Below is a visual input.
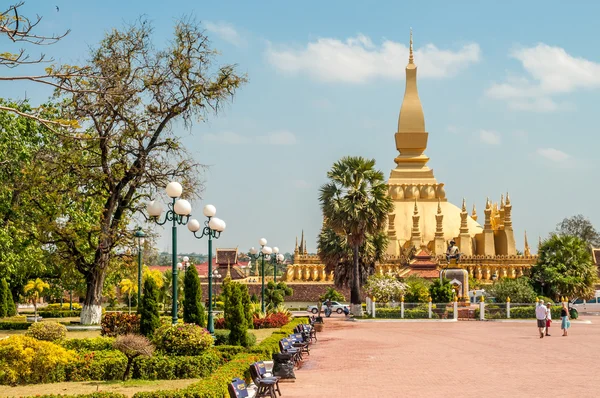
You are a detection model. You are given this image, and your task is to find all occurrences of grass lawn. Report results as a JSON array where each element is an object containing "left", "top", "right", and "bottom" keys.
[
  {"left": 248, "top": 327, "right": 277, "bottom": 343},
  {"left": 0, "top": 378, "right": 200, "bottom": 398}
]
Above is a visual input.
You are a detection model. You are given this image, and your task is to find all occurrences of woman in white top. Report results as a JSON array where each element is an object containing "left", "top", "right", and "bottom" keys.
[{"left": 545, "top": 303, "right": 552, "bottom": 336}]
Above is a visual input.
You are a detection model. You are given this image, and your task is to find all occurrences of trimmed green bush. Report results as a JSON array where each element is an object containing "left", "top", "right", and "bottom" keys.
[
  {"left": 371, "top": 307, "right": 439, "bottom": 319},
  {"left": 183, "top": 263, "right": 206, "bottom": 327},
  {"left": 46, "top": 303, "right": 83, "bottom": 311},
  {"left": 240, "top": 283, "right": 253, "bottom": 330},
  {"left": 133, "top": 353, "right": 260, "bottom": 398},
  {"left": 139, "top": 278, "right": 160, "bottom": 337},
  {"left": 61, "top": 337, "right": 116, "bottom": 352},
  {"left": 0, "top": 335, "right": 76, "bottom": 385},
  {"left": 223, "top": 282, "right": 249, "bottom": 347},
  {"left": 214, "top": 345, "right": 246, "bottom": 361},
  {"left": 132, "top": 350, "right": 221, "bottom": 380},
  {"left": 25, "top": 321, "right": 67, "bottom": 341},
  {"left": 68, "top": 350, "right": 127, "bottom": 382},
  {"left": 0, "top": 321, "right": 29, "bottom": 330},
  {"left": 37, "top": 310, "right": 82, "bottom": 318},
  {"left": 153, "top": 323, "right": 213, "bottom": 356},
  {"left": 23, "top": 394, "right": 126, "bottom": 398},
  {"left": 3, "top": 279, "right": 16, "bottom": 316}
]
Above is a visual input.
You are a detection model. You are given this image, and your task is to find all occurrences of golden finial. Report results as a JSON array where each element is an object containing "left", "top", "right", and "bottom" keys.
[
  {"left": 226, "top": 259, "right": 232, "bottom": 278},
  {"left": 524, "top": 230, "right": 531, "bottom": 256},
  {"left": 471, "top": 204, "right": 477, "bottom": 221},
  {"left": 507, "top": 296, "right": 511, "bottom": 303},
  {"left": 437, "top": 198, "right": 442, "bottom": 214},
  {"left": 485, "top": 197, "right": 491, "bottom": 210},
  {"left": 409, "top": 27, "right": 414, "bottom": 64},
  {"left": 461, "top": 198, "right": 467, "bottom": 212},
  {"left": 414, "top": 198, "right": 418, "bottom": 214},
  {"left": 506, "top": 192, "right": 511, "bottom": 205},
  {"left": 500, "top": 194, "right": 505, "bottom": 209}
]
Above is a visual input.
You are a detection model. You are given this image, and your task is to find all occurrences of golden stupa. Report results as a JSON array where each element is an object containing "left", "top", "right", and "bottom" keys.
[{"left": 285, "top": 31, "right": 537, "bottom": 284}]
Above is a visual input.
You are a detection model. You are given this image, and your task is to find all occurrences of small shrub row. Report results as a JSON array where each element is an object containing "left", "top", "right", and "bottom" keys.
[
  {"left": 0, "top": 321, "right": 30, "bottom": 330},
  {"left": 152, "top": 323, "right": 213, "bottom": 356},
  {"left": 253, "top": 312, "right": 290, "bottom": 329},
  {"left": 368, "top": 308, "right": 439, "bottom": 319},
  {"left": 475, "top": 305, "right": 563, "bottom": 319},
  {"left": 61, "top": 337, "right": 116, "bottom": 352},
  {"left": 132, "top": 351, "right": 222, "bottom": 380},
  {"left": 45, "top": 303, "right": 83, "bottom": 311},
  {"left": 37, "top": 310, "right": 82, "bottom": 318},
  {"left": 133, "top": 353, "right": 260, "bottom": 398},
  {"left": 68, "top": 350, "right": 127, "bottom": 382},
  {"left": 214, "top": 345, "right": 246, "bottom": 361},
  {"left": 22, "top": 394, "right": 125, "bottom": 398}
]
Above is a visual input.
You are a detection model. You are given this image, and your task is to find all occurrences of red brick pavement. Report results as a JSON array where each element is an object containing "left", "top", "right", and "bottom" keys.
[{"left": 282, "top": 316, "right": 600, "bottom": 398}]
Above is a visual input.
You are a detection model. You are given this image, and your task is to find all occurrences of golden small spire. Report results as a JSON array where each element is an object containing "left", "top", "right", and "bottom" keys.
[
  {"left": 461, "top": 198, "right": 467, "bottom": 212},
  {"left": 524, "top": 230, "right": 531, "bottom": 256},
  {"left": 500, "top": 194, "right": 505, "bottom": 209},
  {"left": 226, "top": 259, "right": 232, "bottom": 278},
  {"left": 471, "top": 204, "right": 477, "bottom": 221},
  {"left": 414, "top": 198, "right": 419, "bottom": 214},
  {"left": 409, "top": 27, "right": 414, "bottom": 64},
  {"left": 437, "top": 198, "right": 442, "bottom": 214},
  {"left": 506, "top": 192, "right": 511, "bottom": 205}
]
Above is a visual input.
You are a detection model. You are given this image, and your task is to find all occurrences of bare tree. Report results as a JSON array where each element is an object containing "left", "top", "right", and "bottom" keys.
[{"left": 32, "top": 18, "right": 246, "bottom": 324}]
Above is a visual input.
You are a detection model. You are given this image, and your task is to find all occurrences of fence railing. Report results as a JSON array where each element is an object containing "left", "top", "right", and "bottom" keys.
[{"left": 365, "top": 299, "right": 569, "bottom": 320}]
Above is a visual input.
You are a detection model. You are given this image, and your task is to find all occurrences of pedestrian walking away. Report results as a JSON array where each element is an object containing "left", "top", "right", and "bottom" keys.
[
  {"left": 561, "top": 302, "right": 571, "bottom": 337},
  {"left": 545, "top": 302, "right": 552, "bottom": 336},
  {"left": 535, "top": 300, "right": 547, "bottom": 338}
]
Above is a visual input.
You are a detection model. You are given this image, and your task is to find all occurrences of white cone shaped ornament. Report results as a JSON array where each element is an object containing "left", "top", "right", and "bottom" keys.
[
  {"left": 187, "top": 219, "right": 201, "bottom": 232},
  {"left": 174, "top": 199, "right": 192, "bottom": 215},
  {"left": 166, "top": 182, "right": 183, "bottom": 198}
]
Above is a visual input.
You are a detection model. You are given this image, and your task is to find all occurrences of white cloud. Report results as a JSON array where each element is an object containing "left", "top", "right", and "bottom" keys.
[
  {"left": 479, "top": 130, "right": 500, "bottom": 145},
  {"left": 203, "top": 131, "right": 249, "bottom": 145},
  {"left": 487, "top": 44, "right": 600, "bottom": 111},
  {"left": 266, "top": 34, "right": 481, "bottom": 83},
  {"left": 536, "top": 148, "right": 570, "bottom": 162},
  {"left": 204, "top": 21, "right": 244, "bottom": 47},
  {"left": 258, "top": 130, "right": 297, "bottom": 145}
]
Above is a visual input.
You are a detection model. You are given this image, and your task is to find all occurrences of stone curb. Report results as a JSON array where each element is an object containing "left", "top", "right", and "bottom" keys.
[{"left": 351, "top": 318, "right": 458, "bottom": 323}]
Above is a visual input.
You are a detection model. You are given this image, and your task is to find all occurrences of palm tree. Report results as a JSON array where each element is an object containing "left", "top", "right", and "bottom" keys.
[
  {"left": 23, "top": 278, "right": 50, "bottom": 321},
  {"left": 119, "top": 279, "right": 137, "bottom": 314},
  {"left": 319, "top": 156, "right": 393, "bottom": 315}
]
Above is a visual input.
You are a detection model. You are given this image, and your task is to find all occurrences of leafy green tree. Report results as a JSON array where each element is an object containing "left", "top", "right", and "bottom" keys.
[
  {"left": 489, "top": 277, "right": 537, "bottom": 303},
  {"left": 264, "top": 281, "right": 293, "bottom": 310},
  {"left": 318, "top": 156, "right": 394, "bottom": 315},
  {"left": 429, "top": 278, "right": 455, "bottom": 303},
  {"left": 556, "top": 215, "right": 600, "bottom": 247},
  {"left": 531, "top": 234, "right": 598, "bottom": 300},
  {"left": 239, "top": 283, "right": 253, "bottom": 330},
  {"left": 319, "top": 287, "right": 346, "bottom": 303},
  {"left": 25, "top": 18, "right": 246, "bottom": 325},
  {"left": 0, "top": 278, "right": 7, "bottom": 317},
  {"left": 403, "top": 276, "right": 431, "bottom": 303},
  {"left": 3, "top": 279, "right": 16, "bottom": 316},
  {"left": 139, "top": 278, "right": 160, "bottom": 337},
  {"left": 183, "top": 264, "right": 206, "bottom": 327},
  {"left": 119, "top": 279, "right": 137, "bottom": 314},
  {"left": 364, "top": 274, "right": 406, "bottom": 303},
  {"left": 224, "top": 282, "right": 249, "bottom": 347}
]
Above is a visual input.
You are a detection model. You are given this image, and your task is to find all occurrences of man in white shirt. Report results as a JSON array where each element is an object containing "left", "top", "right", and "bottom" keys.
[{"left": 535, "top": 300, "right": 548, "bottom": 338}]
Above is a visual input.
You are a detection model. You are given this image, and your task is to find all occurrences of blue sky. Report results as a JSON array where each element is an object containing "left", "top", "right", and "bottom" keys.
[{"left": 7, "top": 1, "right": 600, "bottom": 255}]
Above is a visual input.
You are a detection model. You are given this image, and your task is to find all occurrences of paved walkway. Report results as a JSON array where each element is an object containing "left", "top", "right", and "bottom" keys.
[{"left": 282, "top": 316, "right": 600, "bottom": 397}]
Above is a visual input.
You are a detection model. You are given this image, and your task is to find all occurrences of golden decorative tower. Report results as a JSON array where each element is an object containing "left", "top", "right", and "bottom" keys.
[
  {"left": 457, "top": 199, "right": 473, "bottom": 255},
  {"left": 411, "top": 199, "right": 422, "bottom": 248},
  {"left": 471, "top": 204, "right": 478, "bottom": 222},
  {"left": 434, "top": 199, "right": 445, "bottom": 255},
  {"left": 524, "top": 230, "right": 531, "bottom": 256}
]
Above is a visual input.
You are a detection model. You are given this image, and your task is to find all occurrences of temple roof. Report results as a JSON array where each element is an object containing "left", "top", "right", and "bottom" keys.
[
  {"left": 592, "top": 247, "right": 600, "bottom": 266},
  {"left": 216, "top": 248, "right": 238, "bottom": 265}
]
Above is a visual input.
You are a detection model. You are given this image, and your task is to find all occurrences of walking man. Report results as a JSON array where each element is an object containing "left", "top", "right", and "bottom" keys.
[{"left": 536, "top": 300, "right": 548, "bottom": 338}]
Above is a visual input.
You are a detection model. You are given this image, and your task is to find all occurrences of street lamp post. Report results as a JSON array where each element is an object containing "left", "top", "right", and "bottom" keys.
[
  {"left": 211, "top": 269, "right": 222, "bottom": 311},
  {"left": 270, "top": 247, "right": 285, "bottom": 282},
  {"left": 134, "top": 227, "right": 146, "bottom": 306},
  {"left": 187, "top": 204, "right": 226, "bottom": 334},
  {"left": 249, "top": 239, "right": 272, "bottom": 313},
  {"left": 177, "top": 256, "right": 190, "bottom": 273},
  {"left": 146, "top": 181, "right": 192, "bottom": 325}
]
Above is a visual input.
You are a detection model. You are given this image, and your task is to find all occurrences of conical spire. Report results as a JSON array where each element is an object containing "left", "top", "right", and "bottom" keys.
[
  {"left": 524, "top": 230, "right": 531, "bottom": 256},
  {"left": 294, "top": 237, "right": 299, "bottom": 254},
  {"left": 471, "top": 204, "right": 478, "bottom": 221},
  {"left": 435, "top": 198, "right": 444, "bottom": 238},
  {"left": 460, "top": 199, "right": 469, "bottom": 234},
  {"left": 411, "top": 198, "right": 421, "bottom": 247},
  {"left": 397, "top": 29, "right": 425, "bottom": 134},
  {"left": 484, "top": 197, "right": 492, "bottom": 230},
  {"left": 299, "top": 230, "right": 305, "bottom": 254},
  {"left": 409, "top": 27, "right": 414, "bottom": 64}
]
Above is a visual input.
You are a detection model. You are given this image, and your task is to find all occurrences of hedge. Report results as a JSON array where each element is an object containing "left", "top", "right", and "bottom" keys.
[
  {"left": 475, "top": 306, "right": 563, "bottom": 320},
  {"left": 214, "top": 345, "right": 246, "bottom": 361},
  {"left": 372, "top": 308, "right": 439, "bottom": 319},
  {"left": 132, "top": 351, "right": 222, "bottom": 380},
  {"left": 133, "top": 353, "right": 260, "bottom": 398},
  {"left": 37, "top": 310, "right": 82, "bottom": 318},
  {"left": 23, "top": 394, "right": 125, "bottom": 398},
  {"left": 0, "top": 321, "right": 30, "bottom": 330},
  {"left": 61, "top": 337, "right": 116, "bottom": 352}
]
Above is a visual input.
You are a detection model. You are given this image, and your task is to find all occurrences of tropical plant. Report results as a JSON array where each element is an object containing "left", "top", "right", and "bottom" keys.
[
  {"left": 113, "top": 334, "right": 154, "bottom": 380},
  {"left": 531, "top": 234, "right": 598, "bottom": 300},
  {"left": 429, "top": 278, "right": 455, "bottom": 303},
  {"left": 264, "top": 281, "right": 293, "bottom": 310},
  {"left": 119, "top": 279, "right": 137, "bottom": 314},
  {"left": 364, "top": 274, "right": 407, "bottom": 303},
  {"left": 100, "top": 313, "right": 140, "bottom": 337},
  {"left": 318, "top": 156, "right": 394, "bottom": 315},
  {"left": 488, "top": 277, "right": 537, "bottom": 303},
  {"left": 403, "top": 275, "right": 431, "bottom": 303},
  {"left": 23, "top": 278, "right": 49, "bottom": 320},
  {"left": 319, "top": 287, "right": 346, "bottom": 302},
  {"left": 139, "top": 278, "right": 160, "bottom": 337},
  {"left": 183, "top": 263, "right": 206, "bottom": 327}
]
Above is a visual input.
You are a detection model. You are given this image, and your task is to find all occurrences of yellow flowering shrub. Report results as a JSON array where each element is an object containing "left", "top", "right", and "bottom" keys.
[{"left": 0, "top": 335, "right": 76, "bottom": 385}]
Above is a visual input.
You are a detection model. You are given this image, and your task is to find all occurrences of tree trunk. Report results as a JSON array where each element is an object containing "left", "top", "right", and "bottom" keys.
[
  {"left": 33, "top": 299, "right": 38, "bottom": 321},
  {"left": 80, "top": 267, "right": 106, "bottom": 325},
  {"left": 350, "top": 244, "right": 363, "bottom": 316}
]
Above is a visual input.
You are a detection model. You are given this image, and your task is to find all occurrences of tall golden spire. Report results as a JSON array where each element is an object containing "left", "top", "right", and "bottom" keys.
[
  {"left": 409, "top": 27, "right": 414, "bottom": 64},
  {"left": 471, "top": 204, "right": 478, "bottom": 221},
  {"left": 524, "top": 230, "right": 531, "bottom": 256}
]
